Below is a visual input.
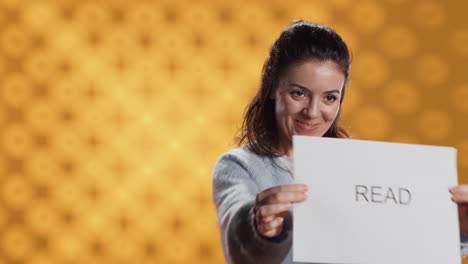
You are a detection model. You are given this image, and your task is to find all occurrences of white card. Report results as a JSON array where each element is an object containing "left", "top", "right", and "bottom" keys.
[{"left": 293, "top": 136, "right": 460, "bottom": 264}]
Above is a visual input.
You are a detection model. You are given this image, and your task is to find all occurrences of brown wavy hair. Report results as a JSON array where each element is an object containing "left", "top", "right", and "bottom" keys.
[{"left": 236, "top": 20, "right": 351, "bottom": 157}]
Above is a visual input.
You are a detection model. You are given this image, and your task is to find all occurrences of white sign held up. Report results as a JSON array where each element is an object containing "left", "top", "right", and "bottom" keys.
[{"left": 293, "top": 136, "right": 460, "bottom": 264}]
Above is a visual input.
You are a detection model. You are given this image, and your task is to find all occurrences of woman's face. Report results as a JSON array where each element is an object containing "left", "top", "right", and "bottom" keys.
[{"left": 272, "top": 59, "right": 345, "bottom": 154}]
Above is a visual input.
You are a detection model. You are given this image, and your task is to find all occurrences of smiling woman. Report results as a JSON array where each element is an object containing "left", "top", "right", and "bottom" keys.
[
  {"left": 212, "top": 20, "right": 468, "bottom": 264},
  {"left": 235, "top": 21, "right": 351, "bottom": 159},
  {"left": 212, "top": 21, "right": 352, "bottom": 264},
  {"left": 272, "top": 60, "right": 345, "bottom": 156}
]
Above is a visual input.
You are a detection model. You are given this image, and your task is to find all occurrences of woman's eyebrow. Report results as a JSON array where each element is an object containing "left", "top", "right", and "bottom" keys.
[
  {"left": 288, "top": 83, "right": 341, "bottom": 94},
  {"left": 288, "top": 83, "right": 309, "bottom": 90},
  {"left": 323, "top": 89, "right": 341, "bottom": 94}
]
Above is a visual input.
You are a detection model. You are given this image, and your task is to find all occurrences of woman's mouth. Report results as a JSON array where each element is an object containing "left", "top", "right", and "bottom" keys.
[{"left": 295, "top": 120, "right": 320, "bottom": 131}]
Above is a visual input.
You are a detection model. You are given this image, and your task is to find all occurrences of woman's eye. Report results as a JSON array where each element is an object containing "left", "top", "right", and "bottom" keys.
[
  {"left": 290, "top": 90, "right": 305, "bottom": 97},
  {"left": 325, "top": 95, "right": 337, "bottom": 102}
]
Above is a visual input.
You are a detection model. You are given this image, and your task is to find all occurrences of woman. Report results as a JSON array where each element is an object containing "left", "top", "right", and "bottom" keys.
[{"left": 212, "top": 20, "right": 468, "bottom": 264}]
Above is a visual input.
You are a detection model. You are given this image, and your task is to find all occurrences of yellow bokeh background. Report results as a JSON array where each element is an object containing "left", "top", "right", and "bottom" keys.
[{"left": 0, "top": 0, "right": 468, "bottom": 263}]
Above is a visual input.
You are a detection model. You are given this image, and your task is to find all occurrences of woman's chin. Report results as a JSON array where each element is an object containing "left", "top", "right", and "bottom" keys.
[{"left": 294, "top": 132, "right": 323, "bottom": 137}]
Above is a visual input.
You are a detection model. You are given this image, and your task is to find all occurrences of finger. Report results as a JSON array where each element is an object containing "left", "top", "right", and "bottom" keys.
[
  {"left": 256, "top": 184, "right": 308, "bottom": 202},
  {"left": 263, "top": 191, "right": 307, "bottom": 205},
  {"left": 452, "top": 195, "right": 468, "bottom": 204},
  {"left": 450, "top": 185, "right": 468, "bottom": 203},
  {"left": 259, "top": 217, "right": 284, "bottom": 236},
  {"left": 264, "top": 217, "right": 284, "bottom": 230},
  {"left": 451, "top": 197, "right": 464, "bottom": 205},
  {"left": 450, "top": 185, "right": 468, "bottom": 195},
  {"left": 258, "top": 203, "right": 291, "bottom": 219},
  {"left": 255, "top": 208, "right": 283, "bottom": 225},
  {"left": 260, "top": 215, "right": 276, "bottom": 224},
  {"left": 262, "top": 228, "right": 281, "bottom": 238}
]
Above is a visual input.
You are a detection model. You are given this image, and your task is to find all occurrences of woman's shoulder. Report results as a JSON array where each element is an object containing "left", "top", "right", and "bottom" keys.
[
  {"left": 214, "top": 145, "right": 288, "bottom": 174},
  {"left": 216, "top": 144, "right": 290, "bottom": 176},
  {"left": 213, "top": 145, "right": 292, "bottom": 188},
  {"left": 215, "top": 144, "right": 264, "bottom": 166}
]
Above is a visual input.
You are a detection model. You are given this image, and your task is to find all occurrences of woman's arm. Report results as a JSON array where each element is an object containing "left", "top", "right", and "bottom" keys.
[
  {"left": 212, "top": 152, "right": 292, "bottom": 264},
  {"left": 449, "top": 185, "right": 468, "bottom": 258}
]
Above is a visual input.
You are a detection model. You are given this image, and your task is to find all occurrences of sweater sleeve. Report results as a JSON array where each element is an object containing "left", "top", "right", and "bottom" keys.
[
  {"left": 212, "top": 152, "right": 292, "bottom": 264},
  {"left": 461, "top": 233, "right": 468, "bottom": 258}
]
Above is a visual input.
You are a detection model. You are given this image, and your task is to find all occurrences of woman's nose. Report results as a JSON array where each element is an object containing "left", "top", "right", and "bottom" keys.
[{"left": 304, "top": 99, "right": 320, "bottom": 118}]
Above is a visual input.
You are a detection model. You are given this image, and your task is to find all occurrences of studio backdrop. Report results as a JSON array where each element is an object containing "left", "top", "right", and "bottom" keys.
[{"left": 0, "top": 0, "right": 467, "bottom": 263}]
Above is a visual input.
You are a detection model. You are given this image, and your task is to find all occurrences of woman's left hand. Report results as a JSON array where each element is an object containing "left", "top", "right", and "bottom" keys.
[{"left": 450, "top": 185, "right": 468, "bottom": 234}]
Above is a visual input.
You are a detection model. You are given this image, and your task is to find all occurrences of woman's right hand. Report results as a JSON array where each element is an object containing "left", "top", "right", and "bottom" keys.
[{"left": 253, "top": 184, "right": 308, "bottom": 238}]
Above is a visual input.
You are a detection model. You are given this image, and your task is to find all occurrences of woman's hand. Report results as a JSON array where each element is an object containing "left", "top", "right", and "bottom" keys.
[
  {"left": 253, "top": 184, "right": 308, "bottom": 238},
  {"left": 450, "top": 185, "right": 468, "bottom": 234}
]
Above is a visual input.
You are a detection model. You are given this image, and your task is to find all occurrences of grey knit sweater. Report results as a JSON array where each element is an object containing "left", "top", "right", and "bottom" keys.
[{"left": 212, "top": 145, "right": 468, "bottom": 264}]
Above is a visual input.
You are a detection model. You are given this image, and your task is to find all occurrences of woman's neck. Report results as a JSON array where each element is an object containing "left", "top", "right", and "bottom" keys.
[{"left": 278, "top": 138, "right": 293, "bottom": 157}]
